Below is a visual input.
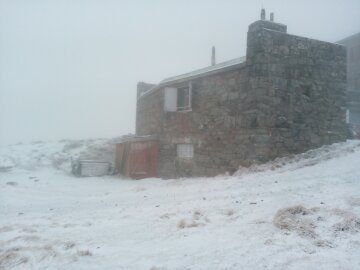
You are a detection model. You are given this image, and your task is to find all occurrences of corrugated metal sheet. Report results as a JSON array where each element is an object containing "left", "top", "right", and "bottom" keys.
[
  {"left": 115, "top": 139, "right": 158, "bottom": 179},
  {"left": 72, "top": 160, "right": 112, "bottom": 177}
]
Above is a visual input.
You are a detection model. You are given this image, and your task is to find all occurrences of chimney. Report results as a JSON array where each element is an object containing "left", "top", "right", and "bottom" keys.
[
  {"left": 270, "top": 12, "right": 274, "bottom": 22},
  {"left": 137, "top": 82, "right": 156, "bottom": 99},
  {"left": 261, "top": 8, "right": 266, "bottom": 20},
  {"left": 211, "top": 46, "right": 216, "bottom": 66}
]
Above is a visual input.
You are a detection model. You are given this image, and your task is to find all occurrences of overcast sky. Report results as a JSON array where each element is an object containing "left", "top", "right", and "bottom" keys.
[{"left": 0, "top": 0, "right": 359, "bottom": 145}]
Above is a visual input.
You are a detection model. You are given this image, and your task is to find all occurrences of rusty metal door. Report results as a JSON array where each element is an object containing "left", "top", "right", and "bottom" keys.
[
  {"left": 115, "top": 140, "right": 158, "bottom": 179},
  {"left": 127, "top": 141, "right": 158, "bottom": 179},
  {"left": 115, "top": 142, "right": 130, "bottom": 174}
]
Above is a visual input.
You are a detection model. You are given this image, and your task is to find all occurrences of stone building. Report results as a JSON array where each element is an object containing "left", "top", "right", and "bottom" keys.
[
  {"left": 338, "top": 32, "right": 360, "bottom": 132},
  {"left": 135, "top": 11, "right": 347, "bottom": 178}
]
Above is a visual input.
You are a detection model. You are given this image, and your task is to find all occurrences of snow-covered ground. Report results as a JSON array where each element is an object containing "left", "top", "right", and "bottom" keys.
[{"left": 1, "top": 139, "right": 360, "bottom": 270}]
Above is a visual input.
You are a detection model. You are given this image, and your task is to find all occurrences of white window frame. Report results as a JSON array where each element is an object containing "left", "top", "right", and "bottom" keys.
[
  {"left": 176, "top": 143, "right": 194, "bottom": 159},
  {"left": 177, "top": 81, "right": 192, "bottom": 112}
]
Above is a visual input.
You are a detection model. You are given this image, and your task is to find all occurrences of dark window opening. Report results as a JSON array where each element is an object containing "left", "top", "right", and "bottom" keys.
[{"left": 177, "top": 87, "right": 191, "bottom": 111}]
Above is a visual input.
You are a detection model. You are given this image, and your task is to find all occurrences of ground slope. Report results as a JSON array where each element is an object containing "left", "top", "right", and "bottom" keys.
[{"left": 0, "top": 140, "right": 360, "bottom": 270}]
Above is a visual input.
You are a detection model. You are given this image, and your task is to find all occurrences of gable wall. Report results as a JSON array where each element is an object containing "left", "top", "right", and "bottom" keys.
[{"left": 246, "top": 27, "right": 347, "bottom": 158}]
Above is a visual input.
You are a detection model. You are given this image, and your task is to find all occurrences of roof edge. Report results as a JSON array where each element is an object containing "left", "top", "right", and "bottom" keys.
[{"left": 138, "top": 57, "right": 246, "bottom": 100}]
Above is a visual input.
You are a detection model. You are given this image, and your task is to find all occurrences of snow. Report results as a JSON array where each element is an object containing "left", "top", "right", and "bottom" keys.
[
  {"left": 1, "top": 139, "right": 360, "bottom": 269},
  {"left": 159, "top": 57, "right": 246, "bottom": 85}
]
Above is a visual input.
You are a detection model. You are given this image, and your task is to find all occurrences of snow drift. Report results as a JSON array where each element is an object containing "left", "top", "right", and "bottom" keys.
[{"left": 1, "top": 139, "right": 360, "bottom": 270}]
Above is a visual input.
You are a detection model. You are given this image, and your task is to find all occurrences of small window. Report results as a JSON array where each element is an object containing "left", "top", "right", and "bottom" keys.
[
  {"left": 177, "top": 144, "right": 194, "bottom": 158},
  {"left": 164, "top": 82, "right": 192, "bottom": 112}
]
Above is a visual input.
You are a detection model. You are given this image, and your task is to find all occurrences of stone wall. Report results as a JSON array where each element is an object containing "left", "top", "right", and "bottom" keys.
[
  {"left": 136, "top": 20, "right": 347, "bottom": 179},
  {"left": 136, "top": 67, "right": 257, "bottom": 178},
  {"left": 246, "top": 21, "right": 347, "bottom": 159},
  {"left": 136, "top": 82, "right": 156, "bottom": 99},
  {"left": 159, "top": 67, "right": 253, "bottom": 178},
  {"left": 136, "top": 89, "right": 161, "bottom": 136}
]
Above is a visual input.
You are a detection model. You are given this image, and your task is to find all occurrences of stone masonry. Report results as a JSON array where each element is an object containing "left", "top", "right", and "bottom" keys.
[{"left": 136, "top": 17, "right": 347, "bottom": 179}]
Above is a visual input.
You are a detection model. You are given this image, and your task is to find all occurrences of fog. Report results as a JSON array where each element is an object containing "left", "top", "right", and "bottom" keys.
[{"left": 0, "top": 0, "right": 359, "bottom": 146}]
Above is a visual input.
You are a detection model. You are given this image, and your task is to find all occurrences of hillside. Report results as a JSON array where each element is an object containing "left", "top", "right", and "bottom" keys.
[{"left": 1, "top": 139, "right": 360, "bottom": 270}]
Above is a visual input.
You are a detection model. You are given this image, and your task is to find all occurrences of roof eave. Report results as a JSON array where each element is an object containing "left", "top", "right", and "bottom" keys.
[{"left": 138, "top": 61, "right": 246, "bottom": 100}]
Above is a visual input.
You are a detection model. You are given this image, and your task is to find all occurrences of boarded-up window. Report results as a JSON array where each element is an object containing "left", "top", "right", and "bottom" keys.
[
  {"left": 164, "top": 87, "right": 177, "bottom": 111},
  {"left": 177, "top": 144, "right": 194, "bottom": 158}
]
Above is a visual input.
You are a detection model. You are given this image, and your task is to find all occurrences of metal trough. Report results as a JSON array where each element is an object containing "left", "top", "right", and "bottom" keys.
[{"left": 71, "top": 159, "right": 112, "bottom": 177}]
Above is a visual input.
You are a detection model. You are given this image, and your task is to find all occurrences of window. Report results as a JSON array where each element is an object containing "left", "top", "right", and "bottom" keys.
[
  {"left": 177, "top": 144, "right": 194, "bottom": 158},
  {"left": 164, "top": 82, "right": 192, "bottom": 112},
  {"left": 177, "top": 87, "right": 191, "bottom": 111}
]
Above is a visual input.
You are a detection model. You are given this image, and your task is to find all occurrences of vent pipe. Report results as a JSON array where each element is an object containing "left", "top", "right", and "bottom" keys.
[{"left": 211, "top": 46, "right": 216, "bottom": 66}]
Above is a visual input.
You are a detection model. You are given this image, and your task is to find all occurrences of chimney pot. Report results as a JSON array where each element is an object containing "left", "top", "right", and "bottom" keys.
[{"left": 261, "top": 8, "right": 266, "bottom": 20}]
